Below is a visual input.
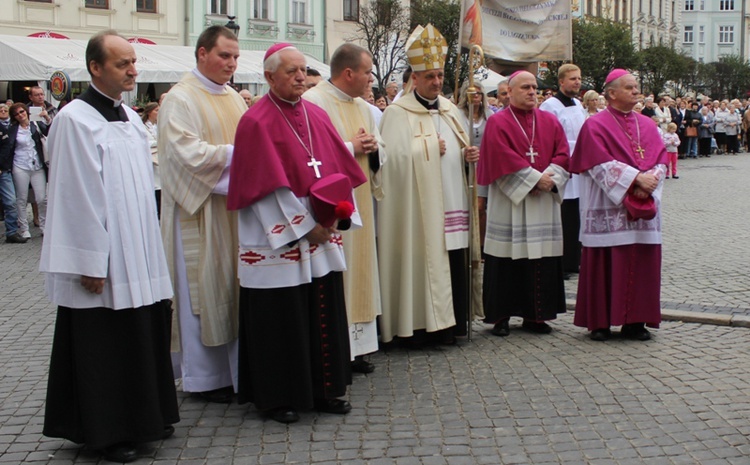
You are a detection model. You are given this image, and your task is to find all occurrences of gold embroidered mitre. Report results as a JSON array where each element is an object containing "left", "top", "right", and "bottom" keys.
[{"left": 406, "top": 24, "right": 448, "bottom": 72}]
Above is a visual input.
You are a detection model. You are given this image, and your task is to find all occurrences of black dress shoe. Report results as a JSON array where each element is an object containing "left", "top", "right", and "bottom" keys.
[
  {"left": 351, "top": 357, "right": 375, "bottom": 374},
  {"left": 102, "top": 442, "right": 138, "bottom": 463},
  {"left": 265, "top": 407, "right": 299, "bottom": 424},
  {"left": 490, "top": 320, "right": 510, "bottom": 337},
  {"left": 521, "top": 320, "right": 552, "bottom": 334},
  {"left": 314, "top": 398, "right": 352, "bottom": 414},
  {"left": 621, "top": 323, "right": 651, "bottom": 341},
  {"left": 590, "top": 328, "right": 611, "bottom": 341},
  {"left": 160, "top": 425, "right": 175, "bottom": 440},
  {"left": 5, "top": 233, "right": 28, "bottom": 244},
  {"left": 196, "top": 386, "right": 234, "bottom": 403}
]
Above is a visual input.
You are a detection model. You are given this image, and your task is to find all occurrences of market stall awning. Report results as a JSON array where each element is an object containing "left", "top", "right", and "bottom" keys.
[{"left": 0, "top": 34, "right": 329, "bottom": 84}]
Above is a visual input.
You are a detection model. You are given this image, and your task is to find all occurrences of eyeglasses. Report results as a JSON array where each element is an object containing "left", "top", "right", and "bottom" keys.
[
  {"left": 0, "top": 108, "right": 7, "bottom": 112},
  {"left": 12, "top": 109, "right": 26, "bottom": 117}
]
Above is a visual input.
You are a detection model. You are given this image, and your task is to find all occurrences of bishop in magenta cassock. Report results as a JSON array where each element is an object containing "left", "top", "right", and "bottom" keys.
[
  {"left": 571, "top": 69, "right": 668, "bottom": 342},
  {"left": 477, "top": 70, "right": 570, "bottom": 337},
  {"left": 227, "top": 44, "right": 366, "bottom": 424}
]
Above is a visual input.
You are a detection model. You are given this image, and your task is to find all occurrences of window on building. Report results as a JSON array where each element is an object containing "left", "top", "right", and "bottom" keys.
[
  {"left": 26, "top": 0, "right": 53, "bottom": 3},
  {"left": 615, "top": 0, "right": 620, "bottom": 20},
  {"left": 597, "top": 0, "right": 602, "bottom": 16},
  {"left": 85, "top": 0, "right": 108, "bottom": 8},
  {"left": 209, "top": 0, "right": 227, "bottom": 15},
  {"left": 291, "top": 0, "right": 307, "bottom": 23},
  {"left": 699, "top": 0, "right": 704, "bottom": 9},
  {"left": 719, "top": 0, "right": 734, "bottom": 10},
  {"left": 623, "top": 0, "right": 628, "bottom": 20},
  {"left": 684, "top": 0, "right": 693, "bottom": 10},
  {"left": 251, "top": 0, "right": 272, "bottom": 19},
  {"left": 136, "top": 0, "right": 156, "bottom": 13},
  {"left": 343, "top": 0, "right": 359, "bottom": 21},
  {"left": 683, "top": 25, "right": 693, "bottom": 43},
  {"left": 719, "top": 26, "right": 734, "bottom": 43},
  {"left": 698, "top": 25, "right": 704, "bottom": 43}
]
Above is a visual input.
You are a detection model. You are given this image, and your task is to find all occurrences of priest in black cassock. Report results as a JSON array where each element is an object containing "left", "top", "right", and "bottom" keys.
[
  {"left": 227, "top": 44, "right": 366, "bottom": 424},
  {"left": 39, "top": 30, "right": 178, "bottom": 463}
]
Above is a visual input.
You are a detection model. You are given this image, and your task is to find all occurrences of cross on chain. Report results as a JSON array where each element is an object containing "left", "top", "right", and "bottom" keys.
[
  {"left": 307, "top": 156, "right": 322, "bottom": 178},
  {"left": 635, "top": 146, "right": 645, "bottom": 159},
  {"left": 526, "top": 146, "right": 538, "bottom": 163}
]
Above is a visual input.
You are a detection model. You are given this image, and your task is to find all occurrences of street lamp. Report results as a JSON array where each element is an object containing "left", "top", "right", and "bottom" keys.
[
  {"left": 225, "top": 16, "right": 240, "bottom": 36},
  {"left": 224, "top": 16, "right": 240, "bottom": 87}
]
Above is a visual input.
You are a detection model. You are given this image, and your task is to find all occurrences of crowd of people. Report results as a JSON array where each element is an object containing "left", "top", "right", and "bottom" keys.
[{"left": 3, "top": 21, "right": 740, "bottom": 463}]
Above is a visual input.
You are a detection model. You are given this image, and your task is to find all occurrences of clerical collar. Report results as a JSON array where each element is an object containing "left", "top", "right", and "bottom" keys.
[
  {"left": 326, "top": 80, "right": 355, "bottom": 102},
  {"left": 554, "top": 91, "right": 576, "bottom": 108},
  {"left": 508, "top": 104, "right": 534, "bottom": 116},
  {"left": 89, "top": 82, "right": 124, "bottom": 108},
  {"left": 78, "top": 85, "right": 129, "bottom": 122},
  {"left": 268, "top": 90, "right": 301, "bottom": 107},
  {"left": 192, "top": 68, "right": 228, "bottom": 94},
  {"left": 608, "top": 106, "right": 633, "bottom": 117},
  {"left": 414, "top": 91, "right": 439, "bottom": 110}
]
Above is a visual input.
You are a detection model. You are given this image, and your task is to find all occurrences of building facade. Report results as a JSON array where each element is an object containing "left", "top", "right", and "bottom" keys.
[
  {"left": 578, "top": 0, "right": 681, "bottom": 49},
  {"left": 0, "top": 0, "right": 184, "bottom": 44},
  {"left": 188, "top": 0, "right": 326, "bottom": 61},
  {"left": 680, "top": 0, "right": 746, "bottom": 62}
]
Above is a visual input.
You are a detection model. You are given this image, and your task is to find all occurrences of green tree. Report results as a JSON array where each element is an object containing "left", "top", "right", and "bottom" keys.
[
  {"left": 353, "top": 0, "right": 411, "bottom": 94},
  {"left": 636, "top": 45, "right": 691, "bottom": 96},
  {"left": 410, "top": 0, "right": 468, "bottom": 96},
  {"left": 544, "top": 17, "right": 638, "bottom": 91},
  {"left": 707, "top": 55, "right": 750, "bottom": 99}
]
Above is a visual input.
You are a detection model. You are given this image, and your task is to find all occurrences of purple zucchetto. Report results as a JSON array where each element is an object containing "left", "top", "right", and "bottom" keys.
[{"left": 605, "top": 69, "right": 629, "bottom": 85}]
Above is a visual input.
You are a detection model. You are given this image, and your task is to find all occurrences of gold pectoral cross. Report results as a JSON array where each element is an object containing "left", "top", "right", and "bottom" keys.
[{"left": 635, "top": 146, "right": 645, "bottom": 159}]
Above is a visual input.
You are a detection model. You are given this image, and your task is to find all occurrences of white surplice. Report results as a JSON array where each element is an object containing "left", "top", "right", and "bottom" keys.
[
  {"left": 40, "top": 100, "right": 172, "bottom": 310},
  {"left": 237, "top": 188, "right": 361, "bottom": 289}
]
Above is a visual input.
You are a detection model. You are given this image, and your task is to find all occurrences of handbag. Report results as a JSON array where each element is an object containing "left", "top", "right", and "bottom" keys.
[
  {"left": 685, "top": 126, "right": 698, "bottom": 137},
  {"left": 33, "top": 121, "right": 49, "bottom": 166}
]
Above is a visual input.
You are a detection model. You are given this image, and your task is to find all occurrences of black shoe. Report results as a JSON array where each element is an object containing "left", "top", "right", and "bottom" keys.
[
  {"left": 5, "top": 233, "right": 28, "bottom": 244},
  {"left": 102, "top": 443, "right": 138, "bottom": 463},
  {"left": 266, "top": 407, "right": 299, "bottom": 424},
  {"left": 196, "top": 386, "right": 234, "bottom": 403},
  {"left": 672, "top": 175, "right": 679, "bottom": 179},
  {"left": 621, "top": 323, "right": 651, "bottom": 341},
  {"left": 160, "top": 425, "right": 175, "bottom": 440},
  {"left": 521, "top": 320, "right": 552, "bottom": 334},
  {"left": 351, "top": 357, "right": 375, "bottom": 374},
  {"left": 490, "top": 320, "right": 510, "bottom": 337},
  {"left": 314, "top": 398, "right": 352, "bottom": 414},
  {"left": 590, "top": 328, "right": 611, "bottom": 341}
]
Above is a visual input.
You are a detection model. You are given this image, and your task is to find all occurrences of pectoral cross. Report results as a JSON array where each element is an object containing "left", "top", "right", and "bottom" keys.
[
  {"left": 635, "top": 146, "right": 645, "bottom": 159},
  {"left": 307, "top": 156, "right": 322, "bottom": 178},
  {"left": 526, "top": 146, "right": 538, "bottom": 163}
]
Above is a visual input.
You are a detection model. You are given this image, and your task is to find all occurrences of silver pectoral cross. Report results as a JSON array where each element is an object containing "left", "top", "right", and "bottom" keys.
[
  {"left": 307, "top": 156, "right": 322, "bottom": 178},
  {"left": 526, "top": 146, "right": 538, "bottom": 163}
]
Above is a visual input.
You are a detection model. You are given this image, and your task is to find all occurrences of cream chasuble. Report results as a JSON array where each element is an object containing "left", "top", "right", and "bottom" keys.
[
  {"left": 302, "top": 80, "right": 384, "bottom": 327},
  {"left": 378, "top": 93, "right": 481, "bottom": 343},
  {"left": 158, "top": 72, "right": 246, "bottom": 349}
]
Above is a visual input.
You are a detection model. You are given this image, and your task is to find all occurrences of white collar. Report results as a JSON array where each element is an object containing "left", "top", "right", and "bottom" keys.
[
  {"left": 192, "top": 68, "right": 228, "bottom": 94},
  {"left": 416, "top": 91, "right": 439, "bottom": 106},
  {"left": 90, "top": 82, "right": 123, "bottom": 107},
  {"left": 327, "top": 80, "right": 355, "bottom": 102}
]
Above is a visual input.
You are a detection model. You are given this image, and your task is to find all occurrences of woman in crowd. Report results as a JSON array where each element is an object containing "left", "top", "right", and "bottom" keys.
[
  {"left": 582, "top": 90, "right": 599, "bottom": 118},
  {"left": 724, "top": 102, "right": 740, "bottom": 155},
  {"left": 0, "top": 103, "right": 48, "bottom": 238},
  {"left": 141, "top": 102, "right": 161, "bottom": 217},
  {"left": 713, "top": 101, "right": 729, "bottom": 154},
  {"left": 697, "top": 106, "right": 714, "bottom": 158},
  {"left": 684, "top": 102, "right": 702, "bottom": 158}
]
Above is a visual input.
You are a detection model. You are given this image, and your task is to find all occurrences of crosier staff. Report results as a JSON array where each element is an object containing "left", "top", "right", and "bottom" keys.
[{"left": 464, "top": 44, "right": 484, "bottom": 342}]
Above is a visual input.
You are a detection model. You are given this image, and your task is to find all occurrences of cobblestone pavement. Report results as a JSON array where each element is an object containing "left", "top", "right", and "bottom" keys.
[{"left": 1, "top": 154, "right": 749, "bottom": 464}]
